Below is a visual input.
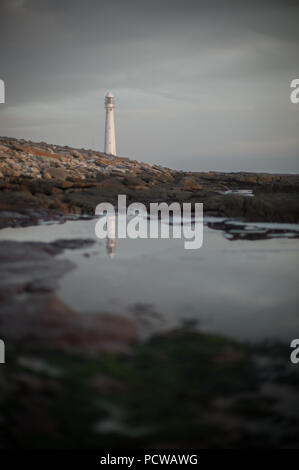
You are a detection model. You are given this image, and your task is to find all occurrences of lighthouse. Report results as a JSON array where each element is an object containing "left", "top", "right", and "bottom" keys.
[{"left": 104, "top": 91, "right": 116, "bottom": 156}]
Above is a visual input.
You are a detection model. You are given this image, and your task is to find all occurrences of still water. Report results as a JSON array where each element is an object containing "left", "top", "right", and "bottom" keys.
[{"left": 0, "top": 217, "right": 298, "bottom": 343}]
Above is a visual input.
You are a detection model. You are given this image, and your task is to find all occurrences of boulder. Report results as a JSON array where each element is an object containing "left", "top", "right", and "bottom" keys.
[{"left": 43, "top": 167, "right": 67, "bottom": 181}]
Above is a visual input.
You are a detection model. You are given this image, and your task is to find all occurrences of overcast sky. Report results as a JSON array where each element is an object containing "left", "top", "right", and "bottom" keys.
[{"left": 0, "top": 0, "right": 298, "bottom": 172}]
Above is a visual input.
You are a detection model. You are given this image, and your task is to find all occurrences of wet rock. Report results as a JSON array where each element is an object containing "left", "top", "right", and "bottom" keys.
[
  {"left": 0, "top": 240, "right": 75, "bottom": 294},
  {"left": 0, "top": 238, "right": 137, "bottom": 356},
  {"left": 0, "top": 239, "right": 95, "bottom": 290},
  {"left": 0, "top": 293, "right": 137, "bottom": 354},
  {"left": 50, "top": 238, "right": 95, "bottom": 250}
]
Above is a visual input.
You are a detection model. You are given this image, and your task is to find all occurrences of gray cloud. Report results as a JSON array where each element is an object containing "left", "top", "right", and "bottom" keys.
[{"left": 0, "top": 0, "right": 298, "bottom": 171}]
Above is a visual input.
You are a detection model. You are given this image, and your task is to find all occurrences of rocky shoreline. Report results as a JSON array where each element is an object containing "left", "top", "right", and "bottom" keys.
[{"left": 1, "top": 136, "right": 298, "bottom": 229}]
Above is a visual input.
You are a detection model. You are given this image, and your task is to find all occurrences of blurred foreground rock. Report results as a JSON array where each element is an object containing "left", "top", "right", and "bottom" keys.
[{"left": 0, "top": 240, "right": 137, "bottom": 355}]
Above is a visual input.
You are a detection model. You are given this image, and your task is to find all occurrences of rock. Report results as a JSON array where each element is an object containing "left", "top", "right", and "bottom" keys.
[
  {"left": 178, "top": 176, "right": 203, "bottom": 191},
  {"left": 50, "top": 186, "right": 63, "bottom": 194},
  {"left": 30, "top": 167, "right": 41, "bottom": 175},
  {"left": 44, "top": 167, "right": 67, "bottom": 181},
  {"left": 0, "top": 240, "right": 74, "bottom": 294},
  {"left": 72, "top": 150, "right": 83, "bottom": 159},
  {"left": 60, "top": 181, "right": 74, "bottom": 189},
  {"left": 50, "top": 239, "right": 95, "bottom": 250},
  {"left": 0, "top": 238, "right": 137, "bottom": 355},
  {"left": 0, "top": 293, "right": 137, "bottom": 354},
  {"left": 122, "top": 176, "right": 144, "bottom": 187}
]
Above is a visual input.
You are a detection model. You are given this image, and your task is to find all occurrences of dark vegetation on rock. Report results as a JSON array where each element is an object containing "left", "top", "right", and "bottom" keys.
[{"left": 1, "top": 327, "right": 298, "bottom": 448}]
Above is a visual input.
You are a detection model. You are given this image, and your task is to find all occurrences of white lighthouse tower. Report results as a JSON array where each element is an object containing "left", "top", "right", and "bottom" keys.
[{"left": 104, "top": 91, "right": 116, "bottom": 156}]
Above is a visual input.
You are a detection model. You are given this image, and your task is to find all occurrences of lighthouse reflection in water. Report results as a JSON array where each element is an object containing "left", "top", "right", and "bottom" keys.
[{"left": 106, "top": 214, "right": 116, "bottom": 259}]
